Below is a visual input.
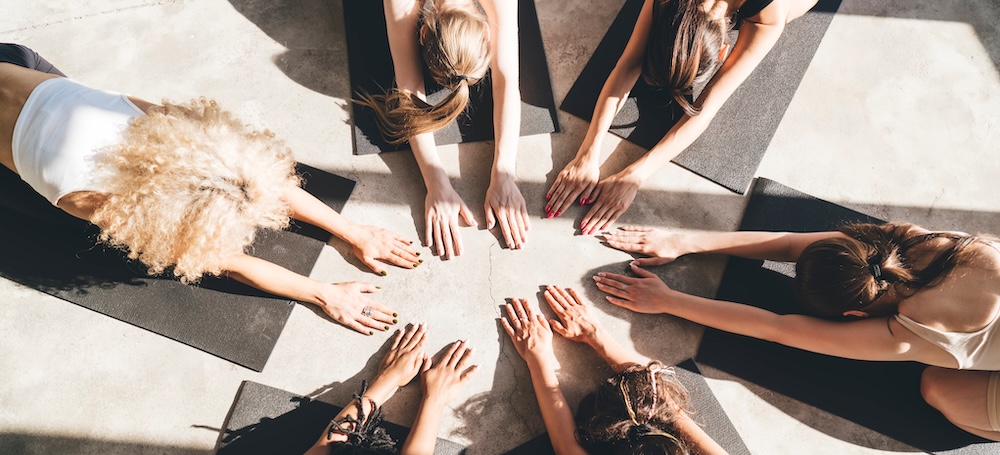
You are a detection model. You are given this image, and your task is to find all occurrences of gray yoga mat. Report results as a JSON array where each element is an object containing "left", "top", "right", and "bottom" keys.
[
  {"left": 559, "top": 0, "right": 841, "bottom": 193},
  {"left": 217, "top": 380, "right": 467, "bottom": 454},
  {"left": 503, "top": 359, "right": 750, "bottom": 454},
  {"left": 695, "top": 178, "right": 1000, "bottom": 454},
  {"left": 0, "top": 163, "right": 354, "bottom": 372},
  {"left": 343, "top": 0, "right": 559, "bottom": 155}
]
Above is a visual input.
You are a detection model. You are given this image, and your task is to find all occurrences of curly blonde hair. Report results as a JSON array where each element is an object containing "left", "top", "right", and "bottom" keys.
[{"left": 91, "top": 98, "right": 301, "bottom": 283}]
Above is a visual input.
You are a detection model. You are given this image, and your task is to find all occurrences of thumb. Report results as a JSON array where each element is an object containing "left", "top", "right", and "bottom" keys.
[
  {"left": 550, "top": 319, "right": 568, "bottom": 337},
  {"left": 421, "top": 353, "right": 432, "bottom": 372},
  {"left": 460, "top": 204, "right": 478, "bottom": 227},
  {"left": 633, "top": 256, "right": 673, "bottom": 267},
  {"left": 362, "top": 258, "right": 386, "bottom": 277},
  {"left": 630, "top": 261, "right": 657, "bottom": 278},
  {"left": 485, "top": 203, "right": 496, "bottom": 229}
]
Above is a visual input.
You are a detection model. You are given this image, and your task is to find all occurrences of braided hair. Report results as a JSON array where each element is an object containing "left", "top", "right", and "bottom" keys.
[{"left": 327, "top": 381, "right": 398, "bottom": 455}]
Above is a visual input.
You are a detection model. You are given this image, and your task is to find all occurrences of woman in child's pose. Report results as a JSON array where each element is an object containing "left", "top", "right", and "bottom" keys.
[
  {"left": 502, "top": 287, "right": 727, "bottom": 454},
  {"left": 547, "top": 0, "right": 819, "bottom": 234},
  {"left": 598, "top": 223, "right": 1000, "bottom": 440},
  {"left": 306, "top": 323, "right": 478, "bottom": 454},
  {"left": 0, "top": 43, "right": 419, "bottom": 335},
  {"left": 361, "top": 0, "right": 529, "bottom": 257}
]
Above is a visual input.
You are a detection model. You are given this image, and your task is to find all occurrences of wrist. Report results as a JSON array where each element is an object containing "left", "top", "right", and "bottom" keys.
[
  {"left": 422, "top": 168, "right": 453, "bottom": 194},
  {"left": 365, "top": 376, "right": 401, "bottom": 403}
]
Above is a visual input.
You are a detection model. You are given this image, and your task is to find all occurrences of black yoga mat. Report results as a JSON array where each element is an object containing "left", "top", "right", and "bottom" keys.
[
  {"left": 217, "top": 380, "right": 467, "bottom": 454},
  {"left": 343, "top": 0, "right": 559, "bottom": 155},
  {"left": 0, "top": 163, "right": 354, "bottom": 372},
  {"left": 560, "top": 0, "right": 841, "bottom": 194},
  {"left": 695, "top": 178, "right": 1000, "bottom": 454},
  {"left": 504, "top": 359, "right": 750, "bottom": 455}
]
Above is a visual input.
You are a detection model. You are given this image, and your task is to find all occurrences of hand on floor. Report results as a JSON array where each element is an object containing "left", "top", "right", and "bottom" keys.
[
  {"left": 501, "top": 298, "right": 555, "bottom": 367},
  {"left": 545, "top": 153, "right": 600, "bottom": 219},
  {"left": 421, "top": 339, "right": 478, "bottom": 406},
  {"left": 594, "top": 262, "right": 672, "bottom": 314},
  {"left": 543, "top": 285, "right": 602, "bottom": 345},
  {"left": 425, "top": 186, "right": 476, "bottom": 259},
  {"left": 599, "top": 226, "right": 685, "bottom": 266},
  {"left": 485, "top": 172, "right": 530, "bottom": 249},
  {"left": 318, "top": 282, "right": 397, "bottom": 335},
  {"left": 580, "top": 171, "right": 641, "bottom": 235},
  {"left": 376, "top": 323, "right": 427, "bottom": 388},
  {"left": 349, "top": 225, "right": 421, "bottom": 275}
]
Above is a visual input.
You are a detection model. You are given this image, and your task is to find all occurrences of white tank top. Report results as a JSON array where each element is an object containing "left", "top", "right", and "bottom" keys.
[{"left": 11, "top": 77, "right": 144, "bottom": 205}]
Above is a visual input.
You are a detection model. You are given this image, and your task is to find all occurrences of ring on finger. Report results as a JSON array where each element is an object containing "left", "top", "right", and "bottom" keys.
[{"left": 361, "top": 306, "right": 373, "bottom": 317}]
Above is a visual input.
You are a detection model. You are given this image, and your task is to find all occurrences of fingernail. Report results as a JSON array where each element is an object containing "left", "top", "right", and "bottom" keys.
[
  {"left": 369, "top": 331, "right": 374, "bottom": 335},
  {"left": 380, "top": 271, "right": 387, "bottom": 276},
  {"left": 555, "top": 211, "right": 562, "bottom": 217},
  {"left": 580, "top": 222, "right": 586, "bottom": 228},
  {"left": 416, "top": 252, "right": 421, "bottom": 256},
  {"left": 600, "top": 224, "right": 608, "bottom": 230},
  {"left": 384, "top": 325, "right": 390, "bottom": 330},
  {"left": 592, "top": 276, "right": 599, "bottom": 281},
  {"left": 413, "top": 263, "right": 419, "bottom": 267},
  {"left": 393, "top": 312, "right": 398, "bottom": 317},
  {"left": 580, "top": 199, "right": 585, "bottom": 206},
  {"left": 409, "top": 240, "right": 414, "bottom": 245},
  {"left": 392, "top": 319, "right": 398, "bottom": 324},
  {"left": 545, "top": 205, "right": 551, "bottom": 212},
  {"left": 598, "top": 272, "right": 606, "bottom": 277},
  {"left": 419, "top": 259, "right": 424, "bottom": 263},
  {"left": 546, "top": 194, "right": 551, "bottom": 201},
  {"left": 376, "top": 286, "right": 382, "bottom": 289},
  {"left": 546, "top": 213, "right": 553, "bottom": 219}
]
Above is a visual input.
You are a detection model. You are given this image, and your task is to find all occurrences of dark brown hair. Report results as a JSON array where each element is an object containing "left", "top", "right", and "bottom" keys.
[
  {"left": 795, "top": 223, "right": 995, "bottom": 318},
  {"left": 576, "top": 362, "right": 693, "bottom": 455},
  {"left": 642, "top": 0, "right": 730, "bottom": 116},
  {"left": 355, "top": 0, "right": 491, "bottom": 144}
]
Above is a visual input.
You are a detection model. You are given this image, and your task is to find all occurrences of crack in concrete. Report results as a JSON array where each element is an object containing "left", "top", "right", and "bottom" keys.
[
  {"left": 2, "top": 1, "right": 178, "bottom": 34},
  {"left": 487, "top": 242, "right": 534, "bottom": 436}
]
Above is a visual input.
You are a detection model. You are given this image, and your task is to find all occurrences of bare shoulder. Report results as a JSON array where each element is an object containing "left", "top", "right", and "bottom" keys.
[{"left": 752, "top": 0, "right": 819, "bottom": 25}]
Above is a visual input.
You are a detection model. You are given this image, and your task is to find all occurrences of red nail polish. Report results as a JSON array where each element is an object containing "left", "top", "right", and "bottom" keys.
[
  {"left": 546, "top": 194, "right": 551, "bottom": 201},
  {"left": 555, "top": 211, "right": 562, "bottom": 217},
  {"left": 546, "top": 212, "right": 553, "bottom": 219},
  {"left": 545, "top": 205, "right": 551, "bottom": 213}
]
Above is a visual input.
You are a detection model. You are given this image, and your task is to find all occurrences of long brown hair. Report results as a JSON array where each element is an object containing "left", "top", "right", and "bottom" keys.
[
  {"left": 576, "top": 362, "right": 693, "bottom": 455},
  {"left": 356, "top": 0, "right": 491, "bottom": 144},
  {"left": 642, "top": 0, "right": 729, "bottom": 116},
  {"left": 795, "top": 223, "right": 996, "bottom": 318}
]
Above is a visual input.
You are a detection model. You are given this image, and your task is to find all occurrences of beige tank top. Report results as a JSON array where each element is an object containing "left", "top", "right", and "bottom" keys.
[{"left": 895, "top": 312, "right": 1000, "bottom": 370}]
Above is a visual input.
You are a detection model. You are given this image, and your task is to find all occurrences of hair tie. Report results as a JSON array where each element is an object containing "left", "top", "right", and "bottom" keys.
[
  {"left": 869, "top": 263, "right": 882, "bottom": 280},
  {"left": 458, "top": 75, "right": 469, "bottom": 83}
]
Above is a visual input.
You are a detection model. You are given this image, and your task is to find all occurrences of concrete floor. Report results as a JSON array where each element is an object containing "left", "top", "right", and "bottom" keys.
[{"left": 1, "top": 0, "right": 998, "bottom": 453}]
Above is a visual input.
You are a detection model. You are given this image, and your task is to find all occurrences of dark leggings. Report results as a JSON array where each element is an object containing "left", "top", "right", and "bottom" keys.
[{"left": 0, "top": 43, "right": 66, "bottom": 76}]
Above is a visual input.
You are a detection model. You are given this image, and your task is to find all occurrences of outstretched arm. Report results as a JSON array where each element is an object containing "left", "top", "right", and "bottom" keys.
[
  {"left": 479, "top": 0, "right": 530, "bottom": 250},
  {"left": 284, "top": 186, "right": 421, "bottom": 275},
  {"left": 579, "top": 18, "right": 788, "bottom": 234},
  {"left": 546, "top": 0, "right": 652, "bottom": 219},
  {"left": 221, "top": 254, "right": 396, "bottom": 335},
  {"left": 502, "top": 298, "right": 588, "bottom": 455},
  {"left": 402, "top": 339, "right": 478, "bottom": 455},
  {"left": 596, "top": 263, "right": 938, "bottom": 364},
  {"left": 306, "top": 324, "right": 427, "bottom": 454},
  {"left": 384, "top": 0, "right": 477, "bottom": 259},
  {"left": 602, "top": 227, "right": 847, "bottom": 265},
  {"left": 542, "top": 285, "right": 645, "bottom": 372}
]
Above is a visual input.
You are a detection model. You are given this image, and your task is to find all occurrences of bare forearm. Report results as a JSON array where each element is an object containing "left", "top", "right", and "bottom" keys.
[
  {"left": 409, "top": 133, "right": 453, "bottom": 194},
  {"left": 672, "top": 231, "right": 842, "bottom": 262},
  {"left": 580, "top": 63, "right": 642, "bottom": 156},
  {"left": 675, "top": 413, "right": 728, "bottom": 455},
  {"left": 586, "top": 327, "right": 645, "bottom": 373},
  {"left": 525, "top": 360, "right": 588, "bottom": 455},
  {"left": 223, "top": 254, "right": 324, "bottom": 306},
  {"left": 491, "top": 73, "right": 520, "bottom": 176},
  {"left": 401, "top": 397, "right": 447, "bottom": 455},
  {"left": 284, "top": 186, "right": 362, "bottom": 244}
]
